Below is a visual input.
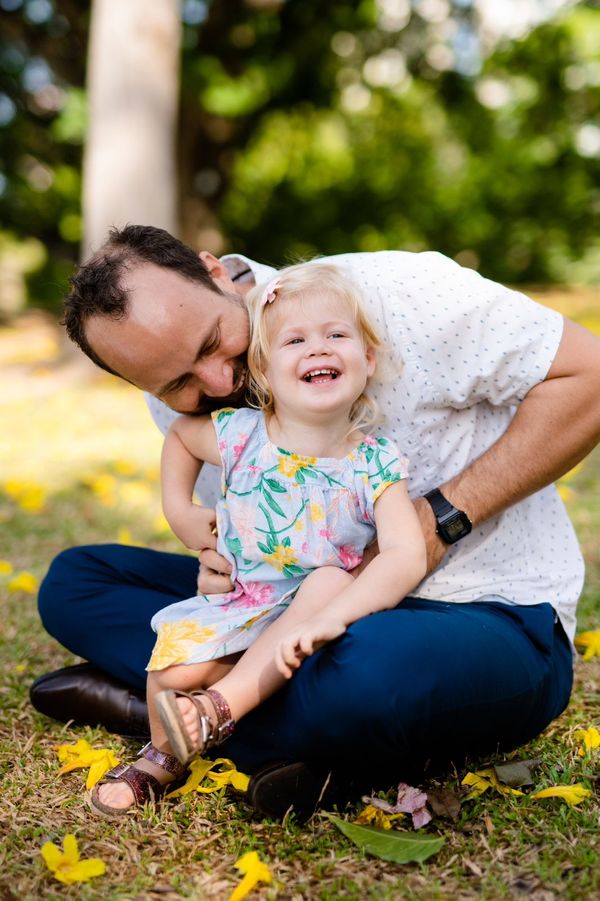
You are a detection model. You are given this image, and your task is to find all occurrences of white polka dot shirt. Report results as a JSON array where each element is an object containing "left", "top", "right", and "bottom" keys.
[{"left": 146, "top": 251, "right": 584, "bottom": 644}]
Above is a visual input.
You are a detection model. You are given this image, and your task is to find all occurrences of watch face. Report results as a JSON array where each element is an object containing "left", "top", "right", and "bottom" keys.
[{"left": 439, "top": 512, "right": 472, "bottom": 544}]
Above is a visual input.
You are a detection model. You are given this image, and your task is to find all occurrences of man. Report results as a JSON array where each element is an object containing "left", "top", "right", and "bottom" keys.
[{"left": 32, "top": 225, "right": 600, "bottom": 819}]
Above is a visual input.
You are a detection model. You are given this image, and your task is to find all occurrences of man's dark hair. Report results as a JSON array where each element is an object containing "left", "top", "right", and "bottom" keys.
[{"left": 63, "top": 224, "right": 222, "bottom": 375}]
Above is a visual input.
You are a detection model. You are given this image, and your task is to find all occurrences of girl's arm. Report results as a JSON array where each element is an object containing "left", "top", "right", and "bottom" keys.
[
  {"left": 276, "top": 480, "right": 427, "bottom": 674},
  {"left": 161, "top": 415, "right": 221, "bottom": 551}
]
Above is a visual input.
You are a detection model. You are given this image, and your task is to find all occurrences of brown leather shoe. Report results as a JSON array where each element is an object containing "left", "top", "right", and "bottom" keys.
[
  {"left": 246, "top": 760, "right": 365, "bottom": 822},
  {"left": 29, "top": 663, "right": 150, "bottom": 739}
]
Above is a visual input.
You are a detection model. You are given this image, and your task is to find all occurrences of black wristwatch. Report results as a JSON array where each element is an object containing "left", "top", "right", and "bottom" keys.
[{"left": 424, "top": 488, "right": 472, "bottom": 545}]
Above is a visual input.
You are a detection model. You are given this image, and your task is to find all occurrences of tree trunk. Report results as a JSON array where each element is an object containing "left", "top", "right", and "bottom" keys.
[{"left": 82, "top": 0, "right": 181, "bottom": 258}]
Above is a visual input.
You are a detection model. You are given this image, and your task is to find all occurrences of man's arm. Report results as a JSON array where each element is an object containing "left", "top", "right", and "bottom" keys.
[{"left": 417, "top": 318, "right": 600, "bottom": 572}]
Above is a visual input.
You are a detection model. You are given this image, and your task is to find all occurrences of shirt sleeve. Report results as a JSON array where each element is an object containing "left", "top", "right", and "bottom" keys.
[
  {"left": 379, "top": 251, "right": 564, "bottom": 408},
  {"left": 365, "top": 436, "right": 410, "bottom": 504},
  {"left": 210, "top": 407, "right": 262, "bottom": 486}
]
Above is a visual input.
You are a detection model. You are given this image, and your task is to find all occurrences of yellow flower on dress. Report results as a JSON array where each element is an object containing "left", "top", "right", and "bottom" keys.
[
  {"left": 277, "top": 453, "right": 317, "bottom": 478},
  {"left": 373, "top": 479, "right": 400, "bottom": 501},
  {"left": 148, "top": 620, "right": 217, "bottom": 670},
  {"left": 264, "top": 544, "right": 298, "bottom": 571},
  {"left": 41, "top": 834, "right": 106, "bottom": 885},
  {"left": 309, "top": 501, "right": 325, "bottom": 522}
]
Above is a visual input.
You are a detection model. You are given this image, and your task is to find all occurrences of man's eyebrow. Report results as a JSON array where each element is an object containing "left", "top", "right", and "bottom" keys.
[{"left": 156, "top": 327, "right": 218, "bottom": 398}]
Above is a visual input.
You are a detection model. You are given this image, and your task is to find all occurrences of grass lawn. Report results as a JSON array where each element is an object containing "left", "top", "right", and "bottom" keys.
[{"left": 0, "top": 292, "right": 598, "bottom": 900}]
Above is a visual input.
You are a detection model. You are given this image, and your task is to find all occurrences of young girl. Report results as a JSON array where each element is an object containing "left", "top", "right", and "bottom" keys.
[{"left": 91, "top": 263, "right": 426, "bottom": 816}]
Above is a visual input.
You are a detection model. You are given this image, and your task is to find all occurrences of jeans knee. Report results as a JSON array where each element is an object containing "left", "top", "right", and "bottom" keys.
[{"left": 38, "top": 546, "right": 91, "bottom": 637}]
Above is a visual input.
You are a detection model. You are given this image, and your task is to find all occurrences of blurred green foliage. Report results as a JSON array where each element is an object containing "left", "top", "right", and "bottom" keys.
[{"left": 0, "top": 0, "right": 599, "bottom": 312}]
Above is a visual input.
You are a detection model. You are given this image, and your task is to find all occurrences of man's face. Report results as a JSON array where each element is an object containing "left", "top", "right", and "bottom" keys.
[{"left": 85, "top": 261, "right": 250, "bottom": 414}]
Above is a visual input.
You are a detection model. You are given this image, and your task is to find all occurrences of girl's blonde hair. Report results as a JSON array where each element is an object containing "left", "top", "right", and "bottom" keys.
[{"left": 246, "top": 262, "right": 383, "bottom": 434}]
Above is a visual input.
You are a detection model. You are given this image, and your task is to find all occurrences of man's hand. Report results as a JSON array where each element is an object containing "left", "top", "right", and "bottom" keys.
[
  {"left": 197, "top": 548, "right": 234, "bottom": 595},
  {"left": 169, "top": 504, "right": 218, "bottom": 552},
  {"left": 413, "top": 496, "right": 448, "bottom": 574},
  {"left": 275, "top": 616, "right": 347, "bottom": 679}
]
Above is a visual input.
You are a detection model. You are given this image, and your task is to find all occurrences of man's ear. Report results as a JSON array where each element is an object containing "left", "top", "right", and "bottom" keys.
[{"left": 198, "top": 251, "right": 235, "bottom": 291}]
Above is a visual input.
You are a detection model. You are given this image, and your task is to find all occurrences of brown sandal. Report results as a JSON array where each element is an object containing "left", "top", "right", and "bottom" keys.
[
  {"left": 89, "top": 742, "right": 184, "bottom": 818},
  {"left": 155, "top": 687, "right": 235, "bottom": 766}
]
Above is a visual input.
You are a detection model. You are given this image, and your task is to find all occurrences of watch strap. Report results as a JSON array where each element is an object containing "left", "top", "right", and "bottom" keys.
[{"left": 424, "top": 488, "right": 455, "bottom": 519}]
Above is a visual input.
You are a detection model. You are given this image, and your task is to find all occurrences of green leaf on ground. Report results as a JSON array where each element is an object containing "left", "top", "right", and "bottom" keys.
[{"left": 325, "top": 814, "right": 444, "bottom": 863}]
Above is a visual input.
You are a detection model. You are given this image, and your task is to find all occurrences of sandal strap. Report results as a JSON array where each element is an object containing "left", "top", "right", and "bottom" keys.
[
  {"left": 102, "top": 762, "right": 163, "bottom": 806},
  {"left": 184, "top": 688, "right": 235, "bottom": 750},
  {"left": 205, "top": 688, "right": 235, "bottom": 743},
  {"left": 138, "top": 741, "right": 183, "bottom": 775}
]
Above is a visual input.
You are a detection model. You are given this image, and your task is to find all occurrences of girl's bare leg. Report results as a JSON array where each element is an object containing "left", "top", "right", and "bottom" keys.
[
  {"left": 176, "top": 567, "right": 354, "bottom": 744},
  {"left": 95, "top": 654, "right": 239, "bottom": 810}
]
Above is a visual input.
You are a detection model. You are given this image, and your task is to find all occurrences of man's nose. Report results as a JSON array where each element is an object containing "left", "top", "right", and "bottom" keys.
[{"left": 194, "top": 359, "right": 234, "bottom": 395}]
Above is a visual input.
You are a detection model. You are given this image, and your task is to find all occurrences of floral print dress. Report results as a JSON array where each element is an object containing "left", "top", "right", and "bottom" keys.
[{"left": 147, "top": 407, "right": 409, "bottom": 671}]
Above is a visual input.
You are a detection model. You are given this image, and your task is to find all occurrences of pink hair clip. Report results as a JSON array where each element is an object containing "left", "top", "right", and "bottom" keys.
[{"left": 261, "top": 278, "right": 282, "bottom": 306}]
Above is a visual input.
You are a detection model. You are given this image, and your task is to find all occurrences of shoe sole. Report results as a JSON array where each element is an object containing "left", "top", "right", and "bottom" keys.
[{"left": 155, "top": 689, "right": 197, "bottom": 766}]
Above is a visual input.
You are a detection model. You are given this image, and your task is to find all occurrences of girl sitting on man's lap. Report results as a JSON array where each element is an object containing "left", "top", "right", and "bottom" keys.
[{"left": 91, "top": 262, "right": 426, "bottom": 816}]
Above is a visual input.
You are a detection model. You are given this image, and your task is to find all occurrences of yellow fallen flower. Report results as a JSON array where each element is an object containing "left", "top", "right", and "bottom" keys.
[
  {"left": 574, "top": 726, "right": 600, "bottom": 757},
  {"left": 41, "top": 833, "right": 106, "bottom": 885},
  {"left": 54, "top": 738, "right": 119, "bottom": 789},
  {"left": 7, "top": 571, "right": 39, "bottom": 593},
  {"left": 230, "top": 851, "right": 272, "bottom": 901},
  {"left": 530, "top": 783, "right": 592, "bottom": 806},
  {"left": 462, "top": 769, "right": 524, "bottom": 799},
  {"left": 117, "top": 527, "right": 139, "bottom": 546},
  {"left": 112, "top": 459, "right": 138, "bottom": 476},
  {"left": 574, "top": 630, "right": 600, "bottom": 661},
  {"left": 0, "top": 560, "right": 14, "bottom": 575},
  {"left": 167, "top": 756, "right": 249, "bottom": 797},
  {"left": 354, "top": 804, "right": 403, "bottom": 830},
  {"left": 18, "top": 485, "right": 47, "bottom": 513}
]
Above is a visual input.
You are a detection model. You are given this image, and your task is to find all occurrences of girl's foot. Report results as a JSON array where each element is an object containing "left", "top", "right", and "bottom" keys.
[
  {"left": 155, "top": 688, "right": 235, "bottom": 766},
  {"left": 90, "top": 743, "right": 184, "bottom": 817}
]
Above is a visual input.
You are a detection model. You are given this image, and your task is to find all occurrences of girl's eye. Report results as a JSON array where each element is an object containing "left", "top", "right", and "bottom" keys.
[
  {"left": 329, "top": 332, "right": 345, "bottom": 339},
  {"left": 286, "top": 337, "right": 304, "bottom": 345}
]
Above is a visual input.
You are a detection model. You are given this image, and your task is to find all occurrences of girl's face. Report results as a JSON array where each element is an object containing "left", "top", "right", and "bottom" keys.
[{"left": 263, "top": 293, "right": 376, "bottom": 423}]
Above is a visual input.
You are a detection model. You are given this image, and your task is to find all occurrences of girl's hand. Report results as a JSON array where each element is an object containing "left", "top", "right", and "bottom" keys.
[{"left": 275, "top": 617, "right": 347, "bottom": 679}]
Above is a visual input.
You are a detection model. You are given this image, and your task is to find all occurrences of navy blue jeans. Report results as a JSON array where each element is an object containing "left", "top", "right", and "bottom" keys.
[{"left": 38, "top": 544, "right": 573, "bottom": 773}]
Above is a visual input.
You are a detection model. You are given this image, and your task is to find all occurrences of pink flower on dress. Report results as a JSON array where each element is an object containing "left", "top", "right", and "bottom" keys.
[
  {"left": 246, "top": 464, "right": 261, "bottom": 476},
  {"left": 301, "top": 541, "right": 310, "bottom": 555},
  {"left": 339, "top": 544, "right": 363, "bottom": 570},
  {"left": 319, "top": 528, "right": 333, "bottom": 540},
  {"left": 230, "top": 581, "right": 275, "bottom": 608},
  {"left": 218, "top": 440, "right": 227, "bottom": 454},
  {"left": 363, "top": 434, "right": 377, "bottom": 447},
  {"left": 233, "top": 433, "right": 249, "bottom": 461}
]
